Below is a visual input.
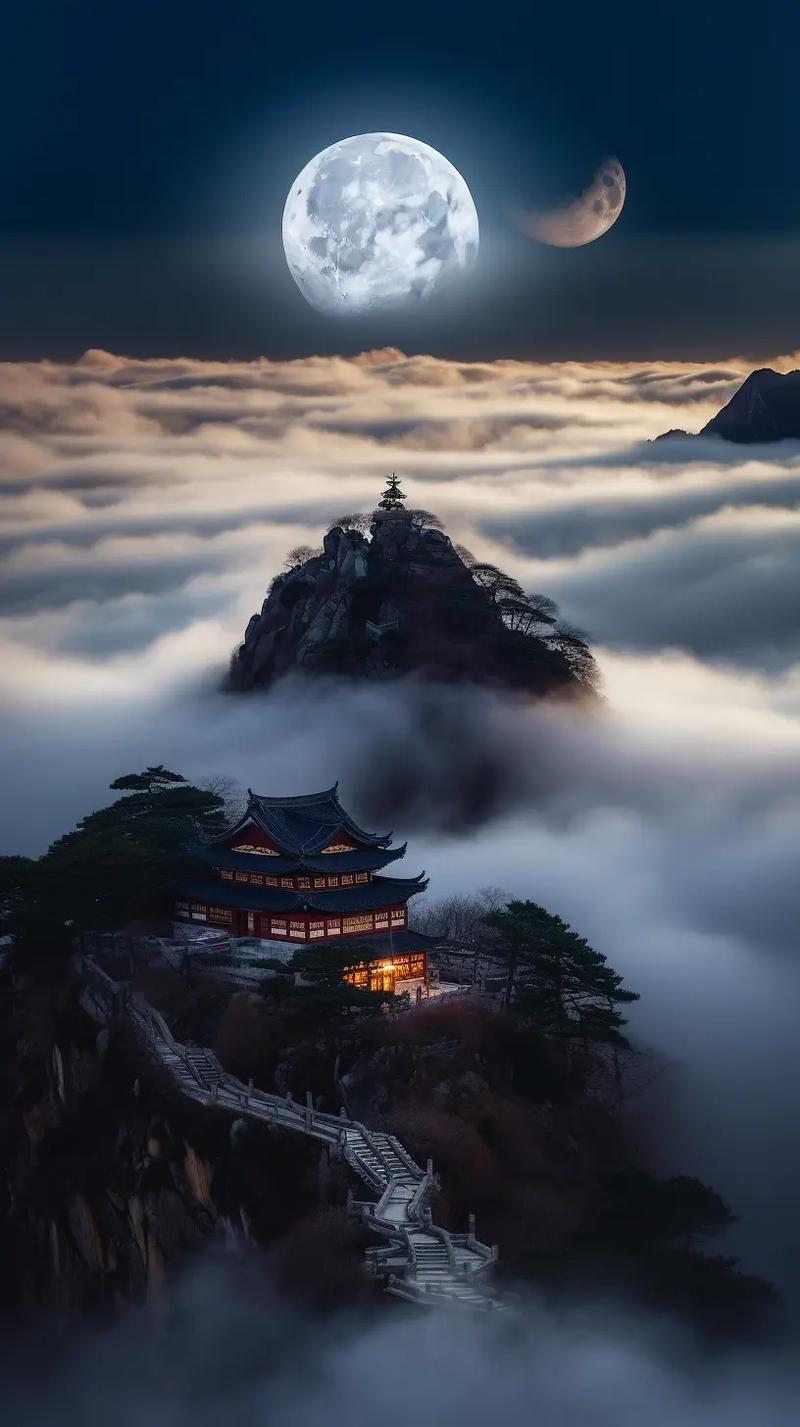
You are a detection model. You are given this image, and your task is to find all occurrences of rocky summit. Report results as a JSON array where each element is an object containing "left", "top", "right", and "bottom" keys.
[
  {"left": 657, "top": 367, "right": 800, "bottom": 444},
  {"left": 226, "top": 502, "right": 596, "bottom": 698},
  {"left": 701, "top": 367, "right": 800, "bottom": 443}
]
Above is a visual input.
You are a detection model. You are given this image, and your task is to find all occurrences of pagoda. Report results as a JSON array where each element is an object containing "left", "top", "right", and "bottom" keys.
[
  {"left": 175, "top": 784, "right": 431, "bottom": 994},
  {"left": 376, "top": 472, "right": 407, "bottom": 511}
]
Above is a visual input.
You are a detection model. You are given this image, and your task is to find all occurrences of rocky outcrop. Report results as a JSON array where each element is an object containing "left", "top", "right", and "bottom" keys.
[
  {"left": 656, "top": 367, "right": 800, "bottom": 444},
  {"left": 701, "top": 368, "right": 800, "bottom": 442},
  {"left": 0, "top": 965, "right": 361, "bottom": 1319},
  {"left": 227, "top": 511, "right": 595, "bottom": 697}
]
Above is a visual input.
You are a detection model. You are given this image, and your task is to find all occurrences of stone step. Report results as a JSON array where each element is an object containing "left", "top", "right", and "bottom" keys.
[{"left": 112, "top": 972, "right": 511, "bottom": 1314}]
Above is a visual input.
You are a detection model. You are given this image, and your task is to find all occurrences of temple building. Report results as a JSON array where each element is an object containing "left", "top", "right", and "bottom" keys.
[{"left": 175, "top": 784, "right": 432, "bottom": 995}]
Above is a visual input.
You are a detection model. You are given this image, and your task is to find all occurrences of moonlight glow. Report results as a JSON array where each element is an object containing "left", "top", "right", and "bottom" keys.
[{"left": 282, "top": 132, "right": 479, "bottom": 314}]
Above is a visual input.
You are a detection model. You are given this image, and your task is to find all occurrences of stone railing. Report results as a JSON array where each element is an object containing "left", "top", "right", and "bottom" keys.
[{"left": 77, "top": 953, "right": 510, "bottom": 1312}]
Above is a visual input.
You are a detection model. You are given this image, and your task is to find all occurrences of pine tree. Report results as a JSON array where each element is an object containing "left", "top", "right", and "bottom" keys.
[
  {"left": 480, "top": 899, "right": 639, "bottom": 1041},
  {"left": 26, "top": 770, "right": 228, "bottom": 934},
  {"left": 377, "top": 473, "right": 407, "bottom": 510},
  {"left": 111, "top": 765, "right": 186, "bottom": 795}
]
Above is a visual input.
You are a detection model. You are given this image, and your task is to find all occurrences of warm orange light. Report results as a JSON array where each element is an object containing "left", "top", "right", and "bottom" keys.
[{"left": 380, "top": 961, "right": 395, "bottom": 971}]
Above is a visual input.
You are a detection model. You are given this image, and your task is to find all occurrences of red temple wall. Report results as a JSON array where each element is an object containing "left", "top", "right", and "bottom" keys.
[
  {"left": 224, "top": 822, "right": 282, "bottom": 854},
  {"left": 175, "top": 900, "right": 408, "bottom": 941}
]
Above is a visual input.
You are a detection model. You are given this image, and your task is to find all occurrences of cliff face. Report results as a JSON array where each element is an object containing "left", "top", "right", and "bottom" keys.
[
  {"left": 0, "top": 966, "right": 364, "bottom": 1320},
  {"left": 1, "top": 957, "right": 775, "bottom": 1333},
  {"left": 228, "top": 512, "right": 593, "bottom": 697},
  {"left": 656, "top": 368, "right": 800, "bottom": 444},
  {"left": 701, "top": 368, "right": 800, "bottom": 443}
]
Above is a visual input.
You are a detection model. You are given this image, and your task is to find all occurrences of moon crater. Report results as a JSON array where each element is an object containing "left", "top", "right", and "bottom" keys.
[
  {"left": 282, "top": 133, "right": 479, "bottom": 314},
  {"left": 517, "top": 158, "right": 626, "bottom": 248}
]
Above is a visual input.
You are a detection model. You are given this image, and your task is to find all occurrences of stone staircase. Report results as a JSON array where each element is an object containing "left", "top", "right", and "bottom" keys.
[
  {"left": 182, "top": 1044, "right": 226, "bottom": 1090},
  {"left": 79, "top": 954, "right": 511, "bottom": 1313}
]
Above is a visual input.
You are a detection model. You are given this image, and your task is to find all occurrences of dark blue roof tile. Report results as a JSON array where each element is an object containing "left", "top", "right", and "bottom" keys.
[{"left": 218, "top": 786, "right": 391, "bottom": 856}]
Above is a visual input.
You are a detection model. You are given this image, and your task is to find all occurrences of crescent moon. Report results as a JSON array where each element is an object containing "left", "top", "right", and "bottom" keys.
[{"left": 515, "top": 158, "right": 626, "bottom": 248}]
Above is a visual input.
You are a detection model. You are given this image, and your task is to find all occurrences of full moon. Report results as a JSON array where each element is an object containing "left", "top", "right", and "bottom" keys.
[
  {"left": 516, "top": 158, "right": 626, "bottom": 248},
  {"left": 282, "top": 133, "right": 479, "bottom": 314}
]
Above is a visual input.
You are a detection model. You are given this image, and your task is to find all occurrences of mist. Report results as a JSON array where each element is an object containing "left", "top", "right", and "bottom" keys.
[
  {"left": 3, "top": 662, "right": 799, "bottom": 1304},
  {"left": 2, "top": 348, "right": 800, "bottom": 1344},
  {"left": 2, "top": 1260, "right": 798, "bottom": 1426}
]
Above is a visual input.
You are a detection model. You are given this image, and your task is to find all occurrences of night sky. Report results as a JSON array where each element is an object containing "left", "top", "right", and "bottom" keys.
[{"left": 4, "top": 0, "right": 800, "bottom": 360}]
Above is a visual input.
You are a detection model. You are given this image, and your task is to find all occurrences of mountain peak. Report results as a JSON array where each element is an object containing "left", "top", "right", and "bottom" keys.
[
  {"left": 700, "top": 366, "right": 800, "bottom": 443},
  {"left": 226, "top": 504, "right": 596, "bottom": 698}
]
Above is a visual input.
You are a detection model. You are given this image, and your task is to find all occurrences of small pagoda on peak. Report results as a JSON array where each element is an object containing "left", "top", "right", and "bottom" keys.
[
  {"left": 175, "top": 784, "right": 431, "bottom": 994},
  {"left": 375, "top": 472, "right": 408, "bottom": 514}
]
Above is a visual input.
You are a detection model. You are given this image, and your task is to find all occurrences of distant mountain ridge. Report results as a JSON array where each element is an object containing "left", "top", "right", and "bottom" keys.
[{"left": 658, "top": 367, "right": 800, "bottom": 443}]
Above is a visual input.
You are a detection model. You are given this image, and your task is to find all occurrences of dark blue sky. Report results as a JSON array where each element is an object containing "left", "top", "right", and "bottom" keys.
[{"left": 2, "top": 0, "right": 800, "bottom": 359}]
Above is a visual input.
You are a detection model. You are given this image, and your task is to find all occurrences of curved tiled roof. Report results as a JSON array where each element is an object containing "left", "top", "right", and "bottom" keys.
[
  {"left": 193, "top": 844, "right": 407, "bottom": 876},
  {"left": 219, "top": 785, "right": 392, "bottom": 856},
  {"left": 299, "top": 928, "right": 438, "bottom": 959}
]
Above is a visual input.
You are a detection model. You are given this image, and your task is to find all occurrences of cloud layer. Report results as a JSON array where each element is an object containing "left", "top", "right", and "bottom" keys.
[
  {"left": 2, "top": 348, "right": 800, "bottom": 1307},
  {"left": 3, "top": 346, "right": 800, "bottom": 677}
]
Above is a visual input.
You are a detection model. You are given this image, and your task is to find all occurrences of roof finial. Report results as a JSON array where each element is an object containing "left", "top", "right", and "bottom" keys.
[{"left": 377, "top": 472, "right": 407, "bottom": 511}]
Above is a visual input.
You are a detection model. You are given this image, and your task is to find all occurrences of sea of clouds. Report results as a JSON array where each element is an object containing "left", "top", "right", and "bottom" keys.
[{"left": 2, "top": 347, "right": 800, "bottom": 1357}]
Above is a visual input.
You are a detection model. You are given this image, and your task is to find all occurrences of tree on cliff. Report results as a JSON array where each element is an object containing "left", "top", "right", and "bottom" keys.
[
  {"left": 0, "top": 855, "right": 37, "bottom": 904},
  {"left": 110, "top": 765, "right": 186, "bottom": 795},
  {"left": 571, "top": 1167, "right": 776, "bottom": 1330},
  {"left": 284, "top": 544, "right": 322, "bottom": 570},
  {"left": 17, "top": 770, "right": 226, "bottom": 942},
  {"left": 583, "top": 1169, "right": 736, "bottom": 1252},
  {"left": 328, "top": 512, "right": 371, "bottom": 533},
  {"left": 479, "top": 899, "right": 638, "bottom": 1040},
  {"left": 413, "top": 888, "right": 505, "bottom": 944}
]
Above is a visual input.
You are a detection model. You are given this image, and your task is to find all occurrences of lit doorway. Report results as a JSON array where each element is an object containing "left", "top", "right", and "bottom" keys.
[{"left": 369, "top": 962, "right": 396, "bottom": 994}]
